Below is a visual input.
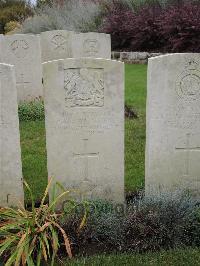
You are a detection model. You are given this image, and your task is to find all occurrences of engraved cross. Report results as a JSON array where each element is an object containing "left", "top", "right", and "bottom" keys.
[
  {"left": 17, "top": 74, "right": 30, "bottom": 90},
  {"left": 73, "top": 139, "right": 99, "bottom": 181},
  {"left": 175, "top": 133, "right": 200, "bottom": 176}
]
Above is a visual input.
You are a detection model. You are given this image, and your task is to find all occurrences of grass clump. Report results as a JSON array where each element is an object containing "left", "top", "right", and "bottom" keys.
[{"left": 0, "top": 179, "right": 89, "bottom": 265}]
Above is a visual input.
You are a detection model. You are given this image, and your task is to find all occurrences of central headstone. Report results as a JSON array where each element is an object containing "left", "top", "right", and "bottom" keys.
[
  {"left": 0, "top": 63, "right": 24, "bottom": 207},
  {"left": 0, "top": 34, "right": 43, "bottom": 102},
  {"left": 43, "top": 58, "right": 124, "bottom": 203},
  {"left": 146, "top": 53, "right": 200, "bottom": 197}
]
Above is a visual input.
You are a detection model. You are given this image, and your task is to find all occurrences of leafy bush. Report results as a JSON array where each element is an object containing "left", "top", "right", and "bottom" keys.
[
  {"left": 4, "top": 20, "right": 21, "bottom": 34},
  {"left": 0, "top": 0, "right": 33, "bottom": 34},
  {"left": 159, "top": 3, "right": 200, "bottom": 52},
  {"left": 18, "top": 100, "right": 45, "bottom": 122},
  {"left": 60, "top": 200, "right": 124, "bottom": 254},
  {"left": 61, "top": 192, "right": 200, "bottom": 256},
  {"left": 101, "top": 3, "right": 163, "bottom": 51},
  {"left": 1, "top": 186, "right": 199, "bottom": 263},
  {"left": 123, "top": 192, "right": 200, "bottom": 252},
  {"left": 21, "top": 0, "right": 104, "bottom": 34},
  {"left": 101, "top": 1, "right": 200, "bottom": 52},
  {"left": 20, "top": 0, "right": 200, "bottom": 52},
  {"left": 121, "top": 0, "right": 195, "bottom": 10}
]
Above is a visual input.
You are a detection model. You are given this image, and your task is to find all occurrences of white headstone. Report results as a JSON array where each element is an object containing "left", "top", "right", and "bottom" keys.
[
  {"left": 71, "top": 32, "right": 111, "bottom": 59},
  {"left": 40, "top": 31, "right": 111, "bottom": 62},
  {"left": 40, "top": 30, "right": 74, "bottom": 62},
  {"left": 0, "top": 34, "right": 43, "bottom": 102},
  {"left": 43, "top": 58, "right": 124, "bottom": 203},
  {"left": 0, "top": 63, "right": 24, "bottom": 207},
  {"left": 146, "top": 53, "right": 200, "bottom": 197}
]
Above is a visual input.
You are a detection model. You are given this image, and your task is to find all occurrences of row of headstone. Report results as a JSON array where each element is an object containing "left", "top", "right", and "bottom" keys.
[
  {"left": 0, "top": 31, "right": 124, "bottom": 208},
  {"left": 1, "top": 46, "right": 199, "bottom": 207},
  {"left": 41, "top": 31, "right": 111, "bottom": 62},
  {"left": 0, "top": 31, "right": 111, "bottom": 102}
]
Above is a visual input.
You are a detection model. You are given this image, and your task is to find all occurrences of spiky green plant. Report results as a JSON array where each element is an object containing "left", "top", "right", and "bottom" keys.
[{"left": 0, "top": 179, "right": 75, "bottom": 266}]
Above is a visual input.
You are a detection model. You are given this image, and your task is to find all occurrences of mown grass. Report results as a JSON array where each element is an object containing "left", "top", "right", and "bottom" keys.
[
  {"left": 58, "top": 248, "right": 200, "bottom": 266},
  {"left": 20, "top": 64, "right": 147, "bottom": 202},
  {"left": 125, "top": 64, "right": 146, "bottom": 193},
  {"left": 20, "top": 121, "right": 47, "bottom": 202}
]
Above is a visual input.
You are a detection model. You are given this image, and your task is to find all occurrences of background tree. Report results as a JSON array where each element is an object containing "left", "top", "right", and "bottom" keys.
[{"left": 0, "top": 0, "right": 33, "bottom": 33}]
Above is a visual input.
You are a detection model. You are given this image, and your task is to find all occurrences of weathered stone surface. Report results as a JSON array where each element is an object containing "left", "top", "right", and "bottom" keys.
[
  {"left": 145, "top": 53, "right": 200, "bottom": 197},
  {"left": 0, "top": 34, "right": 43, "bottom": 102},
  {"left": 71, "top": 32, "right": 111, "bottom": 59},
  {"left": 0, "top": 63, "right": 24, "bottom": 207},
  {"left": 40, "top": 31, "right": 111, "bottom": 62},
  {"left": 40, "top": 30, "right": 74, "bottom": 62},
  {"left": 43, "top": 58, "right": 124, "bottom": 203}
]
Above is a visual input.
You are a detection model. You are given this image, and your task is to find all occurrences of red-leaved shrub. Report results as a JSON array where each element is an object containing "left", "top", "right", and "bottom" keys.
[
  {"left": 101, "top": 1, "right": 200, "bottom": 52},
  {"left": 127, "top": 6, "right": 164, "bottom": 51},
  {"left": 101, "top": 4, "right": 135, "bottom": 50},
  {"left": 160, "top": 3, "right": 200, "bottom": 52}
]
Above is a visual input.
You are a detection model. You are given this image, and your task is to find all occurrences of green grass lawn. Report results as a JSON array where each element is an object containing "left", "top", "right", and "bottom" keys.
[
  {"left": 58, "top": 248, "right": 200, "bottom": 266},
  {"left": 20, "top": 64, "right": 147, "bottom": 202},
  {"left": 56, "top": 248, "right": 200, "bottom": 266},
  {"left": 20, "top": 121, "right": 48, "bottom": 202},
  {"left": 125, "top": 64, "right": 147, "bottom": 193}
]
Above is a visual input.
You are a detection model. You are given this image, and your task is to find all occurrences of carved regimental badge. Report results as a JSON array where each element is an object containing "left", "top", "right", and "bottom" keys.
[
  {"left": 83, "top": 39, "right": 99, "bottom": 57},
  {"left": 64, "top": 68, "right": 104, "bottom": 107},
  {"left": 10, "top": 40, "right": 29, "bottom": 58},
  {"left": 176, "top": 59, "right": 200, "bottom": 101},
  {"left": 51, "top": 34, "right": 68, "bottom": 52}
]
